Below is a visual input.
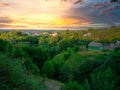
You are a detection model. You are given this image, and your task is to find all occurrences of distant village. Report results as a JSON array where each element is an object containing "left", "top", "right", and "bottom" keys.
[
  {"left": 1, "top": 30, "right": 119, "bottom": 51},
  {"left": 25, "top": 31, "right": 58, "bottom": 37},
  {"left": 24, "top": 31, "right": 120, "bottom": 51}
]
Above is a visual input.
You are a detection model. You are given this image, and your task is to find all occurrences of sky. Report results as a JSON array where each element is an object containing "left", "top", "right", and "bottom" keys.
[{"left": 0, "top": 0, "right": 120, "bottom": 30}]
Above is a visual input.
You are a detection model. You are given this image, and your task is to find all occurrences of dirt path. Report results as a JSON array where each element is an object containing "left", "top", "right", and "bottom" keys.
[{"left": 41, "top": 78, "right": 64, "bottom": 90}]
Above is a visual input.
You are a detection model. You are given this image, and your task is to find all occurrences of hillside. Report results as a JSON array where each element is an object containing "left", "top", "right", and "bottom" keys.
[{"left": 0, "top": 28, "right": 120, "bottom": 90}]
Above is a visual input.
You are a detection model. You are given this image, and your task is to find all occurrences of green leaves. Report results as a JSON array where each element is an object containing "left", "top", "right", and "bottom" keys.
[
  {"left": 0, "top": 54, "right": 43, "bottom": 90},
  {"left": 62, "top": 81, "right": 85, "bottom": 90},
  {"left": 90, "top": 68, "right": 115, "bottom": 90},
  {"left": 41, "top": 61, "right": 55, "bottom": 78},
  {"left": 0, "top": 39, "right": 13, "bottom": 54}
]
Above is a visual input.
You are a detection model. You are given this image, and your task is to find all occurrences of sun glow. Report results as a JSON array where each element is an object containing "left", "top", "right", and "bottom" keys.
[{"left": 0, "top": 0, "right": 92, "bottom": 29}]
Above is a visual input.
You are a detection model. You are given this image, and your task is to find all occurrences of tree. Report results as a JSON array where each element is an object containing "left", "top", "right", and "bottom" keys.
[
  {"left": 90, "top": 68, "right": 115, "bottom": 90},
  {"left": 0, "top": 39, "right": 13, "bottom": 54},
  {"left": 22, "top": 46, "right": 49, "bottom": 70},
  {"left": 62, "top": 81, "right": 85, "bottom": 90},
  {"left": 0, "top": 54, "right": 42, "bottom": 90},
  {"left": 57, "top": 38, "right": 75, "bottom": 52},
  {"left": 26, "top": 36, "right": 39, "bottom": 44},
  {"left": 12, "top": 47, "right": 27, "bottom": 58},
  {"left": 59, "top": 63, "right": 73, "bottom": 82},
  {"left": 63, "top": 47, "right": 73, "bottom": 59},
  {"left": 41, "top": 61, "right": 55, "bottom": 78},
  {"left": 75, "top": 59, "right": 103, "bottom": 83}
]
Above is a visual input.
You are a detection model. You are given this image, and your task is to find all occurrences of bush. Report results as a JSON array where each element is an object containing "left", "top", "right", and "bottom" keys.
[
  {"left": 89, "top": 68, "right": 116, "bottom": 90},
  {"left": 75, "top": 59, "right": 103, "bottom": 83},
  {"left": 0, "top": 54, "right": 42, "bottom": 90},
  {"left": 0, "top": 39, "right": 13, "bottom": 54},
  {"left": 41, "top": 61, "right": 55, "bottom": 78},
  {"left": 59, "top": 64, "right": 73, "bottom": 82},
  {"left": 62, "top": 81, "right": 85, "bottom": 90}
]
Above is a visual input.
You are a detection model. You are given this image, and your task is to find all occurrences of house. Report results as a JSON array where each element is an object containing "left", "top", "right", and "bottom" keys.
[
  {"left": 103, "top": 41, "right": 120, "bottom": 51},
  {"left": 88, "top": 42, "right": 103, "bottom": 50},
  {"left": 115, "top": 40, "right": 120, "bottom": 47},
  {"left": 104, "top": 43, "right": 116, "bottom": 50},
  {"left": 88, "top": 40, "right": 120, "bottom": 51},
  {"left": 84, "top": 33, "right": 91, "bottom": 37},
  {"left": 51, "top": 32, "right": 57, "bottom": 37},
  {"left": 34, "top": 32, "right": 40, "bottom": 36}
]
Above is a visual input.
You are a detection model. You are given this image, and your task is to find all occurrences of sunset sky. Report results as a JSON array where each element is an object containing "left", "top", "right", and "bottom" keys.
[{"left": 0, "top": 0, "right": 120, "bottom": 30}]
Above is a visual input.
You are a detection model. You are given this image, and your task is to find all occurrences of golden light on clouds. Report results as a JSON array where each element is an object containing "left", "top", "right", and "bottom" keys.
[
  {"left": 1, "top": 0, "right": 120, "bottom": 29},
  {"left": 2, "top": 13, "right": 90, "bottom": 29},
  {"left": 0, "top": 0, "right": 91, "bottom": 29}
]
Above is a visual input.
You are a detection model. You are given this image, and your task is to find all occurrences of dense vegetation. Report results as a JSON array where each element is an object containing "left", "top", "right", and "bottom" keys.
[{"left": 0, "top": 26, "right": 120, "bottom": 90}]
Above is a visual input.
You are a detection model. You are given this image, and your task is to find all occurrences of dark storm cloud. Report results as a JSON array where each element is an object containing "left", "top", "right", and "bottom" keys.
[
  {"left": 92, "top": 1, "right": 120, "bottom": 16},
  {"left": 67, "top": 0, "right": 120, "bottom": 26},
  {"left": 61, "top": 0, "right": 84, "bottom": 4},
  {"left": 74, "top": 0, "right": 84, "bottom": 4}
]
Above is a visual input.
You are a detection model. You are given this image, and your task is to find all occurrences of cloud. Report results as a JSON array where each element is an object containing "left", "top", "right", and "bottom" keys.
[
  {"left": 0, "top": 2, "right": 9, "bottom": 7},
  {"left": 92, "top": 1, "right": 111, "bottom": 9},
  {"left": 0, "top": 23, "right": 6, "bottom": 27},
  {"left": 0, "top": 23, "right": 29, "bottom": 28},
  {"left": 92, "top": 1, "right": 120, "bottom": 16},
  {"left": 66, "top": 0, "right": 120, "bottom": 28},
  {"left": 74, "top": 0, "right": 84, "bottom": 4},
  {"left": 0, "top": 0, "right": 120, "bottom": 29},
  {"left": 0, "top": 17, "right": 13, "bottom": 23},
  {"left": 0, "top": 16, "right": 14, "bottom": 28}
]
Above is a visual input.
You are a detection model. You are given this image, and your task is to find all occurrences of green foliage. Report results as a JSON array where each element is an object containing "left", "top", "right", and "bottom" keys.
[
  {"left": 83, "top": 79, "right": 91, "bottom": 90},
  {"left": 75, "top": 59, "right": 103, "bottom": 83},
  {"left": 0, "top": 54, "right": 42, "bottom": 90},
  {"left": 26, "top": 36, "right": 39, "bottom": 44},
  {"left": 62, "top": 81, "right": 85, "bottom": 90},
  {"left": 41, "top": 61, "right": 55, "bottom": 78},
  {"left": 73, "top": 45, "right": 79, "bottom": 52},
  {"left": 12, "top": 47, "right": 27, "bottom": 58},
  {"left": 23, "top": 57, "right": 40, "bottom": 75},
  {"left": 0, "top": 39, "right": 13, "bottom": 54},
  {"left": 110, "top": 47, "right": 120, "bottom": 74},
  {"left": 57, "top": 38, "right": 75, "bottom": 52},
  {"left": 0, "top": 29, "right": 120, "bottom": 90},
  {"left": 22, "top": 45, "right": 49, "bottom": 70},
  {"left": 90, "top": 68, "right": 115, "bottom": 90},
  {"left": 63, "top": 47, "right": 73, "bottom": 59},
  {"left": 50, "top": 54, "right": 65, "bottom": 80},
  {"left": 60, "top": 64, "right": 73, "bottom": 82},
  {"left": 98, "top": 39, "right": 110, "bottom": 45}
]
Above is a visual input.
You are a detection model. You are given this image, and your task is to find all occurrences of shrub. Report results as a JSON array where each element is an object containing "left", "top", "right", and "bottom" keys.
[
  {"left": 41, "top": 61, "right": 55, "bottom": 78},
  {"left": 90, "top": 68, "right": 115, "bottom": 90},
  {"left": 62, "top": 81, "right": 85, "bottom": 90},
  {"left": 0, "top": 54, "right": 42, "bottom": 90}
]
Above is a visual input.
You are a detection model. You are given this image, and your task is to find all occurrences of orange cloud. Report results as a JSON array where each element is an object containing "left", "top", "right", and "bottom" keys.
[
  {"left": 0, "top": 0, "right": 91, "bottom": 29},
  {"left": 0, "top": 14, "right": 91, "bottom": 29},
  {"left": 53, "top": 17, "right": 90, "bottom": 26},
  {"left": 0, "top": 2, "right": 9, "bottom": 7}
]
